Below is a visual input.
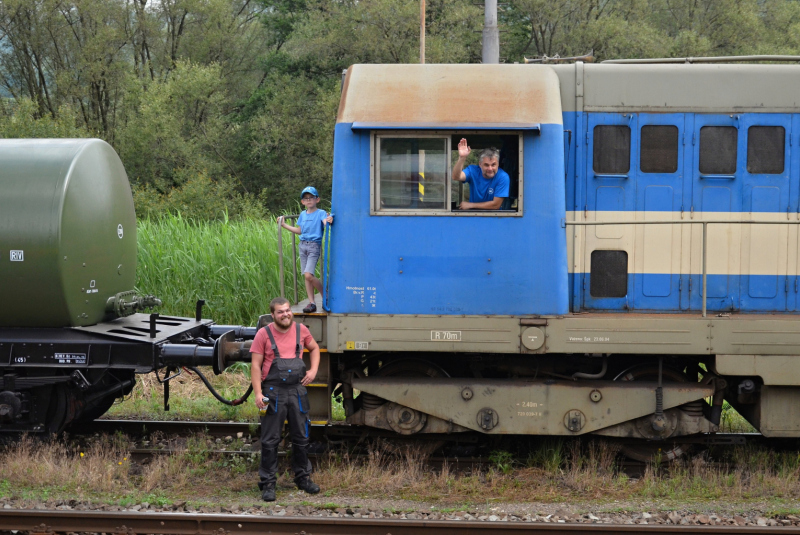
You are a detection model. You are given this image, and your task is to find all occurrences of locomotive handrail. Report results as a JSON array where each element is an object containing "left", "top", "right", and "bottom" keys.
[
  {"left": 322, "top": 219, "right": 331, "bottom": 313},
  {"left": 566, "top": 218, "right": 800, "bottom": 317},
  {"left": 602, "top": 55, "right": 800, "bottom": 64},
  {"left": 277, "top": 213, "right": 301, "bottom": 304}
]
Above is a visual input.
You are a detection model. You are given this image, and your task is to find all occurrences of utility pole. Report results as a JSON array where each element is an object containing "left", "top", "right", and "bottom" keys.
[
  {"left": 420, "top": 0, "right": 426, "bottom": 64},
  {"left": 482, "top": 0, "right": 499, "bottom": 64}
]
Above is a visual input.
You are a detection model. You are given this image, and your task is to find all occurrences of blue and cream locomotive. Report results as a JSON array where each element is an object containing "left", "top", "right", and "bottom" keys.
[{"left": 318, "top": 61, "right": 800, "bottom": 457}]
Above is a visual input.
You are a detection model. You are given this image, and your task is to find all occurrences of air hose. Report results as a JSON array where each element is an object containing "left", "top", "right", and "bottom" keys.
[{"left": 186, "top": 366, "right": 253, "bottom": 406}]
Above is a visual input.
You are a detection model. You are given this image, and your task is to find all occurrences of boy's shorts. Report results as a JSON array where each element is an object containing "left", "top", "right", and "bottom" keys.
[{"left": 299, "top": 241, "right": 321, "bottom": 275}]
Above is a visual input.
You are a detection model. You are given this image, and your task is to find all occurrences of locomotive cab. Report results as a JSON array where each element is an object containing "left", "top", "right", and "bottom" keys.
[{"left": 329, "top": 64, "right": 569, "bottom": 316}]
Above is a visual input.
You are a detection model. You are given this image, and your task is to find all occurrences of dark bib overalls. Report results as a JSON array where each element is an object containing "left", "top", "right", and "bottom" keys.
[{"left": 258, "top": 323, "right": 312, "bottom": 490}]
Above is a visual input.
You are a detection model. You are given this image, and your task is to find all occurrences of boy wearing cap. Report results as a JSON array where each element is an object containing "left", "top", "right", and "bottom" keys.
[{"left": 278, "top": 187, "right": 333, "bottom": 313}]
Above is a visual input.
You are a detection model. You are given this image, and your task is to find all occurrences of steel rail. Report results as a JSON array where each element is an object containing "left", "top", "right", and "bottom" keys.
[
  {"left": 75, "top": 420, "right": 759, "bottom": 444},
  {"left": 76, "top": 419, "right": 260, "bottom": 437},
  {"left": 0, "top": 510, "right": 786, "bottom": 535},
  {"left": 565, "top": 219, "right": 800, "bottom": 317}
]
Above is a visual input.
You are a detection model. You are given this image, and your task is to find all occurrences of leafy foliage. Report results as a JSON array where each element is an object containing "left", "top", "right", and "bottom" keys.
[{"left": 0, "top": 98, "right": 89, "bottom": 138}]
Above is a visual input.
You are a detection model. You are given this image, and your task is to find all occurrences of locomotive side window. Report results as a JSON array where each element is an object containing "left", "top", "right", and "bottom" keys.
[
  {"left": 747, "top": 126, "right": 785, "bottom": 174},
  {"left": 376, "top": 137, "right": 448, "bottom": 210},
  {"left": 593, "top": 125, "right": 630, "bottom": 174},
  {"left": 640, "top": 125, "right": 678, "bottom": 173},
  {"left": 590, "top": 250, "right": 628, "bottom": 298},
  {"left": 699, "top": 126, "right": 737, "bottom": 174},
  {"left": 372, "top": 131, "right": 523, "bottom": 216}
]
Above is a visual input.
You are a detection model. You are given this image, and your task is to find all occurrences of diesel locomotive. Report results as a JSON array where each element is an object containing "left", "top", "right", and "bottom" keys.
[{"left": 315, "top": 60, "right": 800, "bottom": 459}]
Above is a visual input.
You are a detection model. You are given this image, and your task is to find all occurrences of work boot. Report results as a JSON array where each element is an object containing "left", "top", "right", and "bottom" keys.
[
  {"left": 296, "top": 478, "right": 320, "bottom": 494},
  {"left": 261, "top": 486, "right": 276, "bottom": 502}
]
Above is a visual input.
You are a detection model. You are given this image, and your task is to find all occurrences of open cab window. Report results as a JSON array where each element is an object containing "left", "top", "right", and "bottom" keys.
[{"left": 371, "top": 131, "right": 523, "bottom": 216}]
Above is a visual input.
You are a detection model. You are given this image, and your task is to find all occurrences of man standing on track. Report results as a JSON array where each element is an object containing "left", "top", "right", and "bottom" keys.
[{"left": 250, "top": 297, "right": 321, "bottom": 502}]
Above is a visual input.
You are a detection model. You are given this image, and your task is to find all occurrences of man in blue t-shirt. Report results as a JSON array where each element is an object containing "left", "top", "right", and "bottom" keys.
[{"left": 452, "top": 138, "right": 510, "bottom": 210}]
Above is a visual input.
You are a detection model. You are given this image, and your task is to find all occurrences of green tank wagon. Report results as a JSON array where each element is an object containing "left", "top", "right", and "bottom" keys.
[{"left": 0, "top": 139, "right": 137, "bottom": 327}]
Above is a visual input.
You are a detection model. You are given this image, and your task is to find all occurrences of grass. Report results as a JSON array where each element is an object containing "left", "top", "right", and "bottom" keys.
[
  {"left": 720, "top": 401, "right": 756, "bottom": 433},
  {"left": 106, "top": 368, "right": 259, "bottom": 422},
  {"left": 136, "top": 213, "right": 319, "bottom": 326},
  {"left": 2, "top": 436, "right": 800, "bottom": 511}
]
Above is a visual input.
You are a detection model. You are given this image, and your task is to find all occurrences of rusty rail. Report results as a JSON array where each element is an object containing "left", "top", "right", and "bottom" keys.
[
  {"left": 566, "top": 219, "right": 800, "bottom": 317},
  {"left": 0, "top": 509, "right": 785, "bottom": 534}
]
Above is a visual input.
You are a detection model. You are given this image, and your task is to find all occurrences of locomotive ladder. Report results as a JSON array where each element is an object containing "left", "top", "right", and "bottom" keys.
[{"left": 566, "top": 219, "right": 800, "bottom": 317}]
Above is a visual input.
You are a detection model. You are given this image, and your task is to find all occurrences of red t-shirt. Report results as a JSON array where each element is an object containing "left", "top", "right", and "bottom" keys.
[{"left": 250, "top": 323, "right": 315, "bottom": 380}]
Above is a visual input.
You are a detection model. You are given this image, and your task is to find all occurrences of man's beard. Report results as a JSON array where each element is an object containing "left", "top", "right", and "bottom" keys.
[{"left": 275, "top": 315, "right": 292, "bottom": 329}]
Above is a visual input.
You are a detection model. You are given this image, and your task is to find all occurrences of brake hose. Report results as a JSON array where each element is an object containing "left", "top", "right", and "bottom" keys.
[{"left": 186, "top": 366, "right": 253, "bottom": 406}]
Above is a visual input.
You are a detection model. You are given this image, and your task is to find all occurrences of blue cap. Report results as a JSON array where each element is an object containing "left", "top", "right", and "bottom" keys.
[{"left": 301, "top": 186, "right": 319, "bottom": 198}]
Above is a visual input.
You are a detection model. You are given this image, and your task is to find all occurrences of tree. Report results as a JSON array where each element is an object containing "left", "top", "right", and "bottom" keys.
[
  {"left": 115, "top": 61, "right": 232, "bottom": 187},
  {"left": 503, "top": 0, "right": 669, "bottom": 62}
]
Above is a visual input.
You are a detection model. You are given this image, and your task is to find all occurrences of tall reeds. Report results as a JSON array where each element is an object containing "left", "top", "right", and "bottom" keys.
[{"left": 136, "top": 214, "right": 301, "bottom": 326}]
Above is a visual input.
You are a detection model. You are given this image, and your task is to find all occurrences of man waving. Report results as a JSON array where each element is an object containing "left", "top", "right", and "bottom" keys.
[{"left": 452, "top": 138, "right": 510, "bottom": 210}]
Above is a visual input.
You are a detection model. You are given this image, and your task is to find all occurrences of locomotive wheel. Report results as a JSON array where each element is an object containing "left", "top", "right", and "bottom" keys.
[
  {"left": 43, "top": 384, "right": 72, "bottom": 435},
  {"left": 73, "top": 394, "right": 117, "bottom": 424},
  {"left": 613, "top": 364, "right": 692, "bottom": 463},
  {"left": 359, "top": 358, "right": 448, "bottom": 451},
  {"left": 73, "top": 371, "right": 136, "bottom": 423}
]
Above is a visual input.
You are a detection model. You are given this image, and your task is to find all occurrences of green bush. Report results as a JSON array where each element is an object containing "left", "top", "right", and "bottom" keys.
[{"left": 132, "top": 172, "right": 268, "bottom": 221}]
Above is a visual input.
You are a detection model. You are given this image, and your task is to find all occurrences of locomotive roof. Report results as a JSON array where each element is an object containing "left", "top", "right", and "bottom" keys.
[
  {"left": 337, "top": 64, "right": 563, "bottom": 127},
  {"left": 552, "top": 63, "right": 800, "bottom": 113}
]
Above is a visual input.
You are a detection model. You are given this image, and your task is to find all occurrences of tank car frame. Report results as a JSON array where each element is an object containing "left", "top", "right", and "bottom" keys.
[{"left": 0, "top": 305, "right": 259, "bottom": 434}]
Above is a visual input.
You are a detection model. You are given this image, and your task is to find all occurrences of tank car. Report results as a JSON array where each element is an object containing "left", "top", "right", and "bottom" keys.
[
  {"left": 295, "top": 60, "right": 800, "bottom": 458},
  {"left": 0, "top": 139, "right": 257, "bottom": 435}
]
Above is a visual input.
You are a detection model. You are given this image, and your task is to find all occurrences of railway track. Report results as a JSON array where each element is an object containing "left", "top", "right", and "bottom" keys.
[
  {"left": 0, "top": 509, "right": 788, "bottom": 534},
  {"left": 68, "top": 420, "right": 661, "bottom": 476},
  {"left": 70, "top": 420, "right": 782, "bottom": 477},
  {"left": 79, "top": 419, "right": 760, "bottom": 446},
  {"left": 77, "top": 419, "right": 262, "bottom": 438}
]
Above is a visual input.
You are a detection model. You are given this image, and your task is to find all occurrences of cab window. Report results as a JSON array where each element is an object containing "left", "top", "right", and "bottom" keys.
[
  {"left": 377, "top": 137, "right": 447, "bottom": 209},
  {"left": 372, "top": 132, "right": 522, "bottom": 216}
]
